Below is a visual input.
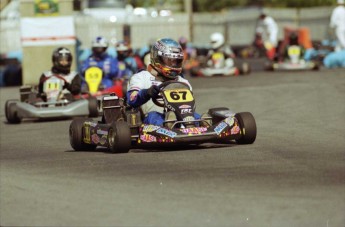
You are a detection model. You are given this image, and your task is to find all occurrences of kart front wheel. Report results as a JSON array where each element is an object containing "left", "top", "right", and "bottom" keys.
[
  {"left": 88, "top": 97, "right": 99, "bottom": 118},
  {"left": 108, "top": 121, "right": 131, "bottom": 153},
  {"left": 69, "top": 118, "right": 97, "bottom": 151},
  {"left": 5, "top": 101, "right": 21, "bottom": 124},
  {"left": 235, "top": 112, "right": 257, "bottom": 144}
]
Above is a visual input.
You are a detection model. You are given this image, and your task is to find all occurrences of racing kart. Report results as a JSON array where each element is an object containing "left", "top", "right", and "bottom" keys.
[
  {"left": 69, "top": 81, "right": 257, "bottom": 153},
  {"left": 265, "top": 45, "right": 319, "bottom": 71},
  {"left": 5, "top": 75, "right": 99, "bottom": 124},
  {"left": 190, "top": 52, "right": 251, "bottom": 77}
]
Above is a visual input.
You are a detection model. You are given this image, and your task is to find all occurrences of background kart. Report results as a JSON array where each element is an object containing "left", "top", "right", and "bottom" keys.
[
  {"left": 5, "top": 76, "right": 99, "bottom": 124},
  {"left": 69, "top": 81, "right": 257, "bottom": 153},
  {"left": 265, "top": 45, "right": 319, "bottom": 71},
  {"left": 190, "top": 52, "right": 251, "bottom": 77}
]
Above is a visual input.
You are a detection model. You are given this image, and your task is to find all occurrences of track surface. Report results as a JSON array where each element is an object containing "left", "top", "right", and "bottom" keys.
[{"left": 1, "top": 69, "right": 345, "bottom": 226}]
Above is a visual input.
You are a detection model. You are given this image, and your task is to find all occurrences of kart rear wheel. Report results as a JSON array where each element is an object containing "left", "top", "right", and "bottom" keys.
[
  {"left": 235, "top": 112, "right": 257, "bottom": 144},
  {"left": 88, "top": 97, "right": 99, "bottom": 118},
  {"left": 69, "top": 118, "right": 97, "bottom": 151},
  {"left": 108, "top": 121, "right": 131, "bottom": 153},
  {"left": 6, "top": 102, "right": 21, "bottom": 124}
]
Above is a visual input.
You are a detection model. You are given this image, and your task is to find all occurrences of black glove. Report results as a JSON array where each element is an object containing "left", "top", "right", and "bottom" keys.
[
  {"left": 145, "top": 85, "right": 160, "bottom": 99},
  {"left": 63, "top": 81, "right": 70, "bottom": 90}
]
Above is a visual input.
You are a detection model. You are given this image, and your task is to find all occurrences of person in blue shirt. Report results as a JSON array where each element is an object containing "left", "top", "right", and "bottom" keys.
[
  {"left": 115, "top": 40, "right": 138, "bottom": 80},
  {"left": 81, "top": 36, "right": 119, "bottom": 89}
]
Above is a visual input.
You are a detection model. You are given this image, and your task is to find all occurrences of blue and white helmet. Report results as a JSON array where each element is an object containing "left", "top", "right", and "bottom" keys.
[
  {"left": 150, "top": 38, "right": 184, "bottom": 79},
  {"left": 92, "top": 36, "right": 108, "bottom": 57}
]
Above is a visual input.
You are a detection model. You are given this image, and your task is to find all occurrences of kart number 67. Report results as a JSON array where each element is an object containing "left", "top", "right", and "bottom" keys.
[{"left": 164, "top": 89, "right": 194, "bottom": 103}]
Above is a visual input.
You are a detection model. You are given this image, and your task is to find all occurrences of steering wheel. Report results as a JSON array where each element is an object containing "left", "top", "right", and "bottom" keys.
[{"left": 152, "top": 81, "right": 170, "bottom": 107}]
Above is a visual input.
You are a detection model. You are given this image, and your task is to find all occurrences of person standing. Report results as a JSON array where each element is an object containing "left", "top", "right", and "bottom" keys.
[
  {"left": 330, "top": 0, "right": 345, "bottom": 51},
  {"left": 256, "top": 9, "right": 279, "bottom": 60}
]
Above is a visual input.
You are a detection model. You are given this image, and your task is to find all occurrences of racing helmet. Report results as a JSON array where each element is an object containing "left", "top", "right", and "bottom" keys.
[
  {"left": 210, "top": 32, "right": 224, "bottom": 50},
  {"left": 52, "top": 47, "right": 72, "bottom": 73},
  {"left": 92, "top": 36, "right": 108, "bottom": 57},
  {"left": 150, "top": 38, "right": 184, "bottom": 79},
  {"left": 288, "top": 32, "right": 299, "bottom": 45},
  {"left": 116, "top": 40, "right": 131, "bottom": 60}
]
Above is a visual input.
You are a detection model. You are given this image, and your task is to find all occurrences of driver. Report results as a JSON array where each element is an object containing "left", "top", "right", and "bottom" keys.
[
  {"left": 81, "top": 36, "right": 119, "bottom": 89},
  {"left": 207, "top": 32, "right": 235, "bottom": 68},
  {"left": 38, "top": 47, "right": 81, "bottom": 100},
  {"left": 126, "top": 38, "right": 200, "bottom": 126}
]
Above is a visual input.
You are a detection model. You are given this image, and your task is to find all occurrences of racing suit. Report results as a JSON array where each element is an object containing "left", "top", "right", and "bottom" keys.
[
  {"left": 81, "top": 53, "right": 119, "bottom": 88},
  {"left": 126, "top": 66, "right": 199, "bottom": 126},
  {"left": 38, "top": 66, "right": 81, "bottom": 96},
  {"left": 207, "top": 45, "right": 235, "bottom": 68},
  {"left": 330, "top": 4, "right": 345, "bottom": 51}
]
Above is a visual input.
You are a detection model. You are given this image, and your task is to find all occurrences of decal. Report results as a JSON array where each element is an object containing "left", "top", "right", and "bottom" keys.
[
  {"left": 180, "top": 127, "right": 207, "bottom": 134},
  {"left": 92, "top": 134, "right": 100, "bottom": 144},
  {"left": 140, "top": 134, "right": 157, "bottom": 142},
  {"left": 156, "top": 128, "right": 177, "bottom": 138},
  {"left": 224, "top": 117, "right": 235, "bottom": 127},
  {"left": 183, "top": 116, "right": 195, "bottom": 122},
  {"left": 231, "top": 125, "right": 240, "bottom": 135},
  {"left": 130, "top": 91, "right": 138, "bottom": 101},
  {"left": 181, "top": 108, "right": 192, "bottom": 114},
  {"left": 179, "top": 105, "right": 191, "bottom": 109},
  {"left": 84, "top": 121, "right": 97, "bottom": 127},
  {"left": 97, "top": 129, "right": 108, "bottom": 135},
  {"left": 166, "top": 104, "right": 176, "bottom": 112},
  {"left": 214, "top": 122, "right": 228, "bottom": 135},
  {"left": 142, "top": 125, "right": 160, "bottom": 132},
  {"left": 100, "top": 135, "right": 107, "bottom": 145}
]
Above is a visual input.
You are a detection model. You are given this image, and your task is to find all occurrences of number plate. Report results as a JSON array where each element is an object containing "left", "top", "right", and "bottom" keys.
[{"left": 163, "top": 89, "right": 194, "bottom": 103}]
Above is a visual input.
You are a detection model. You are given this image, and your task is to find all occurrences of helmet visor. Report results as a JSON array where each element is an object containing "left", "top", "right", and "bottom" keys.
[{"left": 160, "top": 56, "right": 183, "bottom": 69}]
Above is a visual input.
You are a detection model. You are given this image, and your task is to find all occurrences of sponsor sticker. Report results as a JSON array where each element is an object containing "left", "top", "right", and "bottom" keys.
[
  {"left": 224, "top": 117, "right": 235, "bottom": 127},
  {"left": 179, "top": 105, "right": 191, "bottom": 109},
  {"left": 130, "top": 91, "right": 138, "bottom": 101},
  {"left": 231, "top": 125, "right": 240, "bottom": 135},
  {"left": 100, "top": 135, "right": 107, "bottom": 145},
  {"left": 214, "top": 122, "right": 227, "bottom": 135},
  {"left": 180, "top": 127, "right": 207, "bottom": 134},
  {"left": 142, "top": 125, "right": 160, "bottom": 132},
  {"left": 91, "top": 134, "right": 100, "bottom": 144},
  {"left": 157, "top": 128, "right": 177, "bottom": 138},
  {"left": 140, "top": 134, "right": 157, "bottom": 142},
  {"left": 97, "top": 129, "right": 108, "bottom": 135}
]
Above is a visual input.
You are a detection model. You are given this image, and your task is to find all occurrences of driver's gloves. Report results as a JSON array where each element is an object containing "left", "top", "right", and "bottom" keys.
[{"left": 144, "top": 85, "right": 160, "bottom": 99}]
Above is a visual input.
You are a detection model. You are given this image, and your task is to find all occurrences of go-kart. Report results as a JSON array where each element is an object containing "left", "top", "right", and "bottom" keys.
[
  {"left": 5, "top": 75, "right": 99, "bottom": 124},
  {"left": 265, "top": 45, "right": 319, "bottom": 71},
  {"left": 190, "top": 52, "right": 251, "bottom": 77},
  {"left": 69, "top": 81, "right": 257, "bottom": 153}
]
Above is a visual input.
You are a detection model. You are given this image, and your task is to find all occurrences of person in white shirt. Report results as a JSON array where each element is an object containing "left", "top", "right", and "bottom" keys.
[
  {"left": 330, "top": 0, "right": 345, "bottom": 51},
  {"left": 256, "top": 10, "right": 279, "bottom": 60}
]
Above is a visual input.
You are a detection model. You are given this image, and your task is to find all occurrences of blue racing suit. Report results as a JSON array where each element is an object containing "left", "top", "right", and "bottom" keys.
[{"left": 81, "top": 53, "right": 119, "bottom": 88}]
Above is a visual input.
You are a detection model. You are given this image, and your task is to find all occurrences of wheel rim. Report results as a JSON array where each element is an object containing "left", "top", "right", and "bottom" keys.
[{"left": 108, "top": 128, "right": 115, "bottom": 148}]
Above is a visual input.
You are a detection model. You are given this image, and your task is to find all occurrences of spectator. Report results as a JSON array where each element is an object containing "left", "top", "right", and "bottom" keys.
[
  {"left": 256, "top": 9, "right": 279, "bottom": 60},
  {"left": 330, "top": 0, "right": 345, "bottom": 51}
]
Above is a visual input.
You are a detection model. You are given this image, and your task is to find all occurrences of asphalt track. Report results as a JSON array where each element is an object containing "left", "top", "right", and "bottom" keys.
[{"left": 1, "top": 68, "right": 344, "bottom": 226}]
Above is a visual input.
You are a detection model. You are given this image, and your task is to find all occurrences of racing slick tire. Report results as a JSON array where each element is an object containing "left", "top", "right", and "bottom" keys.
[
  {"left": 5, "top": 101, "right": 21, "bottom": 124},
  {"left": 69, "top": 118, "right": 97, "bottom": 151},
  {"left": 235, "top": 112, "right": 257, "bottom": 144},
  {"left": 108, "top": 121, "right": 131, "bottom": 153},
  {"left": 88, "top": 97, "right": 99, "bottom": 118}
]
